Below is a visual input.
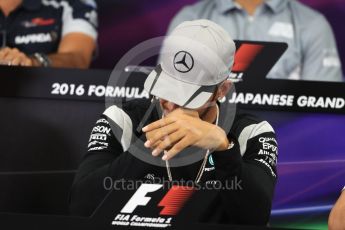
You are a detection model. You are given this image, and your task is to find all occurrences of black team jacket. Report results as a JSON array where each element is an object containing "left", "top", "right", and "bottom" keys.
[{"left": 69, "top": 99, "right": 278, "bottom": 225}]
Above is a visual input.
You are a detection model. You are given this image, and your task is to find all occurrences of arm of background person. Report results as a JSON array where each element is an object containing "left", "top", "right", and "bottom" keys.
[
  {"left": 301, "top": 14, "right": 343, "bottom": 82},
  {"left": 329, "top": 188, "right": 345, "bottom": 230},
  {"left": 45, "top": 0, "right": 98, "bottom": 68},
  {"left": 0, "top": 0, "right": 98, "bottom": 68},
  {"left": 46, "top": 32, "right": 95, "bottom": 69}
]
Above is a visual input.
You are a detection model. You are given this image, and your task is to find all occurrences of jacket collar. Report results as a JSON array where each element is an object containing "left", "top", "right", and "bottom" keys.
[
  {"left": 21, "top": 0, "right": 41, "bottom": 11},
  {"left": 216, "top": 0, "right": 289, "bottom": 14}
]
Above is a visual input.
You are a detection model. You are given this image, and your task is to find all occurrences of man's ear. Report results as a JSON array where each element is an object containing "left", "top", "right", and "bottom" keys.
[{"left": 217, "top": 80, "right": 232, "bottom": 99}]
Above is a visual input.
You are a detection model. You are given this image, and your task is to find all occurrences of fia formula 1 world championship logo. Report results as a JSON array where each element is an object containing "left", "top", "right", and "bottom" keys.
[{"left": 112, "top": 184, "right": 195, "bottom": 228}]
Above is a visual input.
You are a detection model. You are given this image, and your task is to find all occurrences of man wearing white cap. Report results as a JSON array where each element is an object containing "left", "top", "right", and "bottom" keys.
[{"left": 70, "top": 19, "right": 278, "bottom": 225}]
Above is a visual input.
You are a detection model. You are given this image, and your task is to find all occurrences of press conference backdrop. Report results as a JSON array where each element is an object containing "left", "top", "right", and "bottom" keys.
[
  {"left": 92, "top": 0, "right": 345, "bottom": 80},
  {"left": 0, "top": 66, "right": 344, "bottom": 230}
]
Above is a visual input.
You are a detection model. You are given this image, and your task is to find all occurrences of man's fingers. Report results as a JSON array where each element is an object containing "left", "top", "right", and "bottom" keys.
[
  {"left": 2, "top": 53, "right": 14, "bottom": 61},
  {"left": 0, "top": 48, "right": 32, "bottom": 67},
  {"left": 142, "top": 117, "right": 175, "bottom": 132},
  {"left": 179, "top": 108, "right": 199, "bottom": 118},
  {"left": 0, "top": 48, "right": 29, "bottom": 66},
  {"left": 22, "top": 57, "right": 33, "bottom": 66},
  {"left": 0, "top": 51, "right": 12, "bottom": 60},
  {"left": 16, "top": 55, "right": 32, "bottom": 66},
  {"left": 145, "top": 123, "right": 178, "bottom": 148},
  {"left": 11, "top": 48, "right": 20, "bottom": 53},
  {"left": 152, "top": 130, "right": 185, "bottom": 156},
  {"left": 3, "top": 48, "right": 21, "bottom": 60},
  {"left": 151, "top": 140, "right": 162, "bottom": 149},
  {"left": 166, "top": 108, "right": 199, "bottom": 118},
  {"left": 0, "top": 47, "right": 11, "bottom": 59},
  {"left": 11, "top": 56, "right": 23, "bottom": 66},
  {"left": 162, "top": 137, "right": 191, "bottom": 160}
]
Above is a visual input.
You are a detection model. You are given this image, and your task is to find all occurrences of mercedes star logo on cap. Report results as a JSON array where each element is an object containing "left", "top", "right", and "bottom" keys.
[{"left": 173, "top": 51, "right": 194, "bottom": 73}]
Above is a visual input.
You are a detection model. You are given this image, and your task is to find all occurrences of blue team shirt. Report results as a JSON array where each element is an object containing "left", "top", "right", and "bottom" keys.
[{"left": 0, "top": 0, "right": 98, "bottom": 55}]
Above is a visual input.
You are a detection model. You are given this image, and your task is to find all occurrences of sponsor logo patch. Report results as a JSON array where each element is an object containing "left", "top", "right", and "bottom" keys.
[{"left": 14, "top": 33, "right": 53, "bottom": 44}]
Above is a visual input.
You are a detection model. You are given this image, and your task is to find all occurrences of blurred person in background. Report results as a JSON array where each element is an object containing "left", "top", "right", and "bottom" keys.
[
  {"left": 165, "top": 0, "right": 343, "bottom": 82},
  {"left": 0, "top": 0, "right": 98, "bottom": 68},
  {"left": 329, "top": 187, "right": 345, "bottom": 230}
]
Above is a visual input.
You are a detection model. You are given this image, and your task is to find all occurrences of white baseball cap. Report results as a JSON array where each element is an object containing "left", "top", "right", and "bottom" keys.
[{"left": 144, "top": 19, "right": 236, "bottom": 109}]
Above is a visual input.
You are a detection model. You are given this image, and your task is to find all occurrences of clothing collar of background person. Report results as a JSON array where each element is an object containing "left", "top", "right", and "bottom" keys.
[
  {"left": 215, "top": 0, "right": 288, "bottom": 14},
  {"left": 21, "top": 0, "right": 41, "bottom": 11}
]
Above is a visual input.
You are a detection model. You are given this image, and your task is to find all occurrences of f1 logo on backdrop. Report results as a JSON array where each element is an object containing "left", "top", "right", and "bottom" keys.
[
  {"left": 121, "top": 183, "right": 195, "bottom": 216},
  {"left": 230, "top": 43, "right": 264, "bottom": 80}
]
